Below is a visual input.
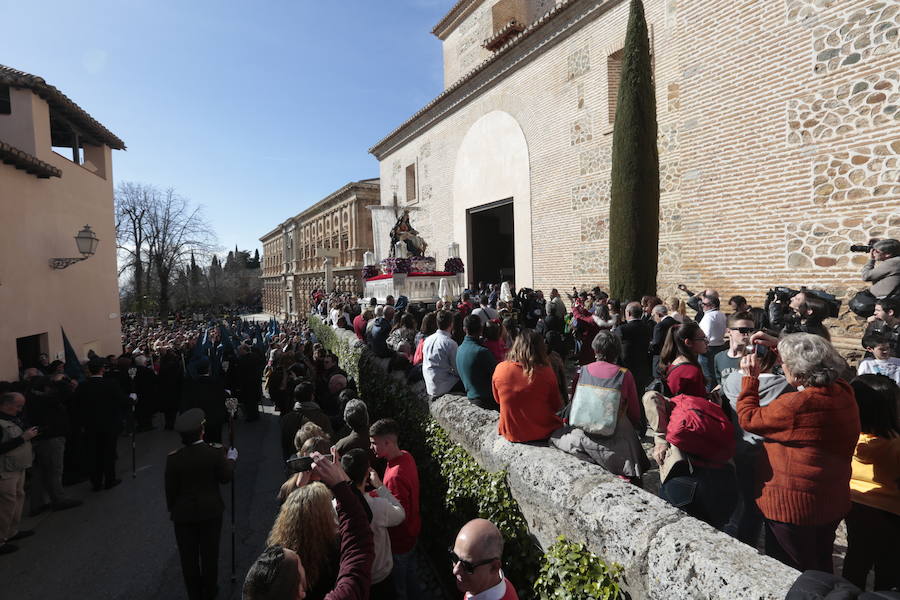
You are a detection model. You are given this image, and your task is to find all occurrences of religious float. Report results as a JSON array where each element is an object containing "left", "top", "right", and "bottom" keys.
[{"left": 361, "top": 209, "right": 464, "bottom": 305}]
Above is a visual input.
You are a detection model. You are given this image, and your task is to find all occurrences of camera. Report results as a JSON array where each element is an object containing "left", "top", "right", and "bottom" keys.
[
  {"left": 850, "top": 238, "right": 880, "bottom": 253},
  {"left": 286, "top": 454, "right": 313, "bottom": 473}
]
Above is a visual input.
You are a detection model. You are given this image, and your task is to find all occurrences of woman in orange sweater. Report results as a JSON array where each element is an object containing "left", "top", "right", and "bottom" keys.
[
  {"left": 737, "top": 333, "right": 860, "bottom": 574},
  {"left": 493, "top": 330, "right": 564, "bottom": 443},
  {"left": 842, "top": 374, "right": 900, "bottom": 590}
]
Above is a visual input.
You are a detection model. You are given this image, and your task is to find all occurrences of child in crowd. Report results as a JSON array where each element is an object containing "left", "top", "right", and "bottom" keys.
[
  {"left": 843, "top": 375, "right": 900, "bottom": 591},
  {"left": 857, "top": 333, "right": 900, "bottom": 385}
]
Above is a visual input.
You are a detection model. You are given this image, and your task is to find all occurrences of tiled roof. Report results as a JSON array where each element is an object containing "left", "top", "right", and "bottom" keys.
[
  {"left": 0, "top": 139, "right": 62, "bottom": 178},
  {"left": 0, "top": 64, "right": 126, "bottom": 150},
  {"left": 371, "top": 0, "right": 579, "bottom": 158},
  {"left": 432, "top": 0, "right": 483, "bottom": 38}
]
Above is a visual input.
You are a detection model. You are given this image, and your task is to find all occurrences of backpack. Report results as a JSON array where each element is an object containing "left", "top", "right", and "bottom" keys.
[
  {"left": 665, "top": 394, "right": 735, "bottom": 464},
  {"left": 567, "top": 366, "right": 627, "bottom": 436},
  {"left": 644, "top": 362, "right": 691, "bottom": 397}
]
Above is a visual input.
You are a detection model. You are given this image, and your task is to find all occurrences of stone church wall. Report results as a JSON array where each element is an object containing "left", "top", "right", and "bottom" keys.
[{"left": 376, "top": 0, "right": 900, "bottom": 341}]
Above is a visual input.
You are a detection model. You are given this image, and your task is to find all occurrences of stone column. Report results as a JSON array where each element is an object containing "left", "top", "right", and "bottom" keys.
[{"left": 324, "top": 257, "right": 333, "bottom": 294}]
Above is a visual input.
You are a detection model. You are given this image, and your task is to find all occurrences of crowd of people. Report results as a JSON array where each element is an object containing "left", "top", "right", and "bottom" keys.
[
  {"left": 2, "top": 240, "right": 899, "bottom": 598},
  {"left": 300, "top": 238, "right": 900, "bottom": 593}
]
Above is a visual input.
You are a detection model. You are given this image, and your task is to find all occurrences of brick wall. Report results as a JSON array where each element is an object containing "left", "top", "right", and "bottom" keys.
[{"left": 376, "top": 0, "right": 899, "bottom": 342}]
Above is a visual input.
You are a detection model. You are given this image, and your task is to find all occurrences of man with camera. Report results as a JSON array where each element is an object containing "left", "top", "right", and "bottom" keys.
[
  {"left": 766, "top": 288, "right": 834, "bottom": 340},
  {"left": 850, "top": 238, "right": 900, "bottom": 317}
]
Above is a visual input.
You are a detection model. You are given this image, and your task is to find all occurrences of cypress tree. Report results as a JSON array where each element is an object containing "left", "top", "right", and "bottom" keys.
[{"left": 608, "top": 0, "right": 660, "bottom": 302}]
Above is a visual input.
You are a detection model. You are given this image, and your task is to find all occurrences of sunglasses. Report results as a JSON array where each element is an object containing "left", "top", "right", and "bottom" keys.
[
  {"left": 732, "top": 327, "right": 754, "bottom": 334},
  {"left": 449, "top": 549, "right": 497, "bottom": 574}
]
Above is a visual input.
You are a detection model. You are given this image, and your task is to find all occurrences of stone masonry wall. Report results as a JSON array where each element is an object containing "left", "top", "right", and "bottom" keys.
[
  {"left": 324, "top": 324, "right": 799, "bottom": 599},
  {"left": 377, "top": 0, "right": 900, "bottom": 343}
]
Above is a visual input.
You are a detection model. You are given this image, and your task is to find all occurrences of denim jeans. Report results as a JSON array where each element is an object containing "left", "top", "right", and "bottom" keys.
[{"left": 391, "top": 548, "right": 423, "bottom": 600}]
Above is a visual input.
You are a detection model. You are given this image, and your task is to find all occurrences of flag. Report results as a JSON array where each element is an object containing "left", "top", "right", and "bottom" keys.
[{"left": 60, "top": 327, "right": 84, "bottom": 383}]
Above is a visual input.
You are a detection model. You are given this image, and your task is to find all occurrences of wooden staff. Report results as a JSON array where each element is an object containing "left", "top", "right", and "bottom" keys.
[
  {"left": 127, "top": 367, "right": 137, "bottom": 478},
  {"left": 225, "top": 396, "right": 239, "bottom": 582}
]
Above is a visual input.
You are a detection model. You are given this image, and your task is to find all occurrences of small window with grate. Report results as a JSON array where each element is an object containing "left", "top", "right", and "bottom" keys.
[
  {"left": 607, "top": 49, "right": 624, "bottom": 124},
  {"left": 405, "top": 163, "right": 417, "bottom": 203}
]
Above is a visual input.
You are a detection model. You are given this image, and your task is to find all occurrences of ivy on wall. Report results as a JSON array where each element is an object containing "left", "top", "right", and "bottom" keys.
[{"left": 310, "top": 317, "right": 622, "bottom": 600}]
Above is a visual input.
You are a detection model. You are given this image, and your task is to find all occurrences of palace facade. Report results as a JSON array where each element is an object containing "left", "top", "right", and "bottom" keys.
[{"left": 260, "top": 179, "right": 380, "bottom": 320}]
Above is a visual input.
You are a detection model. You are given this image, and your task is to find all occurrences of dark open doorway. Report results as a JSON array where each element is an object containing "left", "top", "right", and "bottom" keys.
[
  {"left": 468, "top": 199, "right": 515, "bottom": 286},
  {"left": 17, "top": 332, "right": 48, "bottom": 370}
]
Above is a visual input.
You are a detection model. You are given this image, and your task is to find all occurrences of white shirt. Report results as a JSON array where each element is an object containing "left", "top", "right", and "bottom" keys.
[
  {"left": 699, "top": 309, "right": 727, "bottom": 346},
  {"left": 422, "top": 330, "right": 459, "bottom": 396},
  {"left": 857, "top": 357, "right": 900, "bottom": 385},
  {"left": 472, "top": 306, "right": 499, "bottom": 324},
  {"left": 364, "top": 486, "right": 406, "bottom": 584},
  {"left": 465, "top": 571, "right": 508, "bottom": 600}
]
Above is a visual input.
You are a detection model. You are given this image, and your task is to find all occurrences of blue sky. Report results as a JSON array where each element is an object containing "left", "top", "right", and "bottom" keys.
[{"left": 2, "top": 0, "right": 449, "bottom": 258}]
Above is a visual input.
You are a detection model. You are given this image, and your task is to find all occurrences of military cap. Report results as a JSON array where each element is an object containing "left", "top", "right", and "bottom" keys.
[{"left": 174, "top": 408, "right": 206, "bottom": 433}]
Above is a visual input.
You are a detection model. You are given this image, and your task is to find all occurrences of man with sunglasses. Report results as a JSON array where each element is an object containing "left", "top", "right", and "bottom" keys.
[
  {"left": 714, "top": 313, "right": 756, "bottom": 387},
  {"left": 450, "top": 518, "right": 518, "bottom": 599},
  {"left": 698, "top": 295, "right": 728, "bottom": 390}
]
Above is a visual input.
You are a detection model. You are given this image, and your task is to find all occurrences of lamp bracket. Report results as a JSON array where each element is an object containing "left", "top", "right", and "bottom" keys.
[{"left": 49, "top": 257, "right": 87, "bottom": 269}]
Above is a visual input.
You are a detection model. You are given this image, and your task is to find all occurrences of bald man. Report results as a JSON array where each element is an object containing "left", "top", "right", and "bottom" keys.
[{"left": 450, "top": 519, "right": 518, "bottom": 599}]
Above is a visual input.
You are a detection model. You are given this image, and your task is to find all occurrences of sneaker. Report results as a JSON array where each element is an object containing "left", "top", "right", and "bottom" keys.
[
  {"left": 52, "top": 499, "right": 83, "bottom": 511},
  {"left": 0, "top": 544, "right": 18, "bottom": 555},
  {"left": 8, "top": 530, "right": 34, "bottom": 541}
]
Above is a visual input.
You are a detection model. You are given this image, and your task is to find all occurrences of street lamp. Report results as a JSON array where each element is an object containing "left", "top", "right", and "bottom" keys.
[{"left": 49, "top": 225, "right": 100, "bottom": 269}]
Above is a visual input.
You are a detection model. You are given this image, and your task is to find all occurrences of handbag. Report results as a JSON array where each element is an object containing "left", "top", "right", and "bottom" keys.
[{"left": 568, "top": 366, "right": 626, "bottom": 436}]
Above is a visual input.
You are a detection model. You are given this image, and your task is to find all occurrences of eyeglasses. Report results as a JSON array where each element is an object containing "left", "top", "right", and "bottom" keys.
[
  {"left": 692, "top": 336, "right": 709, "bottom": 342},
  {"left": 449, "top": 550, "right": 497, "bottom": 574}
]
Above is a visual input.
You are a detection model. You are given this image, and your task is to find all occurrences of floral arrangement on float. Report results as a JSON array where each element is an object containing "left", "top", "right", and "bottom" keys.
[
  {"left": 361, "top": 264, "right": 380, "bottom": 280},
  {"left": 444, "top": 257, "right": 465, "bottom": 274},
  {"left": 380, "top": 257, "right": 411, "bottom": 275},
  {"left": 409, "top": 256, "right": 436, "bottom": 273}
]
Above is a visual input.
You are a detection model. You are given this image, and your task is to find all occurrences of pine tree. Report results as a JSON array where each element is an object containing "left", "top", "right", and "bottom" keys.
[{"left": 608, "top": 0, "right": 660, "bottom": 302}]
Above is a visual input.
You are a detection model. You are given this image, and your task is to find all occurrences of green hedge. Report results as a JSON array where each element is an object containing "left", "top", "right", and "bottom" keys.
[{"left": 310, "top": 317, "right": 622, "bottom": 599}]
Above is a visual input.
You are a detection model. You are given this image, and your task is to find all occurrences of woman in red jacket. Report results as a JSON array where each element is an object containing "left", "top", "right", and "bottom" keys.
[
  {"left": 738, "top": 333, "right": 860, "bottom": 573},
  {"left": 493, "top": 330, "right": 564, "bottom": 443}
]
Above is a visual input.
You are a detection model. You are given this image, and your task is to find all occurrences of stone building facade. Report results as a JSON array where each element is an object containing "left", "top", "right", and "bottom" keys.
[
  {"left": 260, "top": 179, "right": 380, "bottom": 320},
  {"left": 370, "top": 0, "right": 900, "bottom": 350},
  {"left": 0, "top": 65, "right": 125, "bottom": 379}
]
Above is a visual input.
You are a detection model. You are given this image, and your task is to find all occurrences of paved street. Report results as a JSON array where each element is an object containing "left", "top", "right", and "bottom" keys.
[{"left": 3, "top": 411, "right": 283, "bottom": 600}]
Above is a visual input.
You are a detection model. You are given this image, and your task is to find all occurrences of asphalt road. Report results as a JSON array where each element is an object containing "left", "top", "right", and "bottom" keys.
[{"left": 4, "top": 410, "right": 284, "bottom": 600}]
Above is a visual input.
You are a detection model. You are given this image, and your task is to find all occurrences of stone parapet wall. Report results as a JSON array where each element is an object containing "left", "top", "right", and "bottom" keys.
[{"left": 320, "top": 321, "right": 799, "bottom": 599}]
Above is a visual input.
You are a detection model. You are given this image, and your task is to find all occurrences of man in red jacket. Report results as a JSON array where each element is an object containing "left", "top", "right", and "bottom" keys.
[
  {"left": 370, "top": 418, "right": 421, "bottom": 600},
  {"left": 451, "top": 519, "right": 518, "bottom": 599}
]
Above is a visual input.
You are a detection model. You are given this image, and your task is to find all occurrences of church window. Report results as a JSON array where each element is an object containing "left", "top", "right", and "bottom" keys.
[
  {"left": 607, "top": 49, "right": 624, "bottom": 124},
  {"left": 405, "top": 163, "right": 417, "bottom": 203}
]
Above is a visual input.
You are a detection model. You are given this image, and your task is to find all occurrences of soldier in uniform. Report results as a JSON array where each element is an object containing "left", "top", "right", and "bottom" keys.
[{"left": 165, "top": 408, "right": 237, "bottom": 600}]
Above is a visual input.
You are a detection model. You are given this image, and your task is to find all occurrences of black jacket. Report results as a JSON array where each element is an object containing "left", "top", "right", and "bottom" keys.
[
  {"left": 165, "top": 442, "right": 233, "bottom": 523},
  {"left": 649, "top": 315, "right": 678, "bottom": 356},
  {"left": 183, "top": 375, "right": 227, "bottom": 425},
  {"left": 74, "top": 376, "right": 129, "bottom": 434},
  {"left": 615, "top": 319, "right": 652, "bottom": 391}
]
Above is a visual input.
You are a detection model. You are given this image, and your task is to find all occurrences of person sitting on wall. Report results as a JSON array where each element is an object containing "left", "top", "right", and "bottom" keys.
[
  {"left": 422, "top": 311, "right": 462, "bottom": 397},
  {"left": 456, "top": 315, "right": 499, "bottom": 411},
  {"left": 493, "top": 330, "right": 564, "bottom": 443},
  {"left": 450, "top": 519, "right": 519, "bottom": 600},
  {"left": 864, "top": 298, "right": 900, "bottom": 359}
]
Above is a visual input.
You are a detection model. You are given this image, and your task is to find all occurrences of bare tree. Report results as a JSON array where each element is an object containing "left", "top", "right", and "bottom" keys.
[
  {"left": 145, "top": 188, "right": 216, "bottom": 316},
  {"left": 115, "top": 182, "right": 153, "bottom": 312}
]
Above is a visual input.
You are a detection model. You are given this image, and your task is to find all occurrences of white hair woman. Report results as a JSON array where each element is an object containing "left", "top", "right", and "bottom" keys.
[{"left": 737, "top": 332, "right": 860, "bottom": 573}]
